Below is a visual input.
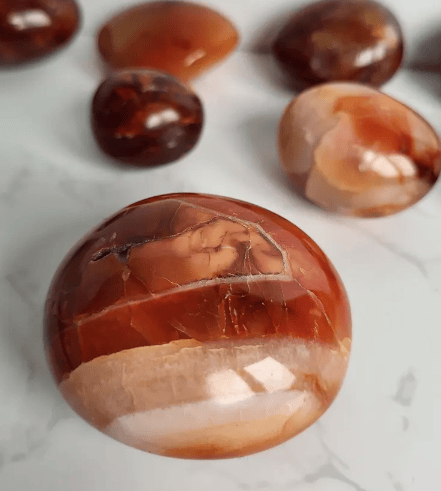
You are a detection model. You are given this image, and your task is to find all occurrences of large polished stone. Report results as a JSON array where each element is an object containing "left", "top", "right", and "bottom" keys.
[
  {"left": 91, "top": 70, "right": 204, "bottom": 167},
  {"left": 279, "top": 82, "right": 441, "bottom": 217},
  {"left": 45, "top": 193, "right": 351, "bottom": 459},
  {"left": 272, "top": 0, "right": 403, "bottom": 90},
  {"left": 0, "top": 0, "right": 80, "bottom": 65},
  {"left": 97, "top": 1, "right": 239, "bottom": 82}
]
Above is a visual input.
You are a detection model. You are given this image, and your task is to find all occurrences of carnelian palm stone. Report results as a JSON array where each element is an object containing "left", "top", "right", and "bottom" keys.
[
  {"left": 279, "top": 82, "right": 441, "bottom": 217},
  {"left": 91, "top": 70, "right": 204, "bottom": 167},
  {"left": 45, "top": 194, "right": 351, "bottom": 459},
  {"left": 272, "top": 0, "right": 403, "bottom": 90},
  {"left": 97, "top": 1, "right": 239, "bottom": 82},
  {"left": 0, "top": 0, "right": 80, "bottom": 66}
]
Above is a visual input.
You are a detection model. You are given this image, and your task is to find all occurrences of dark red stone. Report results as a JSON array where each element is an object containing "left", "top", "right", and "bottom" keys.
[
  {"left": 91, "top": 70, "right": 204, "bottom": 167},
  {"left": 0, "top": 0, "right": 80, "bottom": 65},
  {"left": 272, "top": 0, "right": 404, "bottom": 90}
]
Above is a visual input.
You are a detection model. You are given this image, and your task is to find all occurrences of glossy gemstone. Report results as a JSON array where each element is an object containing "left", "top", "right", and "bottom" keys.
[
  {"left": 91, "top": 70, "right": 204, "bottom": 167},
  {"left": 272, "top": 0, "right": 403, "bottom": 90},
  {"left": 279, "top": 82, "right": 441, "bottom": 217},
  {"left": 45, "top": 193, "right": 351, "bottom": 459},
  {"left": 0, "top": 0, "right": 80, "bottom": 66},
  {"left": 97, "top": 1, "right": 239, "bottom": 82}
]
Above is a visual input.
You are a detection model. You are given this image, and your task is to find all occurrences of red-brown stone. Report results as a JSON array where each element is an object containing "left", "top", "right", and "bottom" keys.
[
  {"left": 279, "top": 82, "right": 441, "bottom": 217},
  {"left": 44, "top": 193, "right": 351, "bottom": 458},
  {"left": 91, "top": 70, "right": 204, "bottom": 167},
  {"left": 97, "top": 1, "right": 239, "bottom": 82},
  {"left": 272, "top": 0, "right": 403, "bottom": 90},
  {"left": 0, "top": 0, "right": 80, "bottom": 65}
]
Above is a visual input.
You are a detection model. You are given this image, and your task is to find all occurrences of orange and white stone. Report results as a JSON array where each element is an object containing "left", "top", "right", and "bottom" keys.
[
  {"left": 45, "top": 194, "right": 351, "bottom": 458},
  {"left": 59, "top": 338, "right": 349, "bottom": 458},
  {"left": 279, "top": 82, "right": 441, "bottom": 217}
]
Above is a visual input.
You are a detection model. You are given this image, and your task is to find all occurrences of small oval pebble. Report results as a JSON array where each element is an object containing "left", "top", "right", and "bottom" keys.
[
  {"left": 0, "top": 0, "right": 80, "bottom": 66},
  {"left": 91, "top": 70, "right": 204, "bottom": 167},
  {"left": 272, "top": 0, "right": 403, "bottom": 90},
  {"left": 44, "top": 193, "right": 351, "bottom": 459},
  {"left": 279, "top": 82, "right": 441, "bottom": 217},
  {"left": 97, "top": 1, "right": 239, "bottom": 82}
]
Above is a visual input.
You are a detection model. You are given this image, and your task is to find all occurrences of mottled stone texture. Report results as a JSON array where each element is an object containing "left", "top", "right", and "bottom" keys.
[
  {"left": 45, "top": 194, "right": 351, "bottom": 459},
  {"left": 91, "top": 70, "right": 204, "bottom": 167},
  {"left": 0, "top": 0, "right": 80, "bottom": 65},
  {"left": 97, "top": 1, "right": 239, "bottom": 82},
  {"left": 279, "top": 82, "right": 441, "bottom": 217},
  {"left": 272, "top": 0, "right": 403, "bottom": 90}
]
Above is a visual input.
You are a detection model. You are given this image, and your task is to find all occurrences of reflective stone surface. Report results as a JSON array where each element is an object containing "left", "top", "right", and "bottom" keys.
[
  {"left": 91, "top": 70, "right": 204, "bottom": 167},
  {"left": 0, "top": 0, "right": 80, "bottom": 65},
  {"left": 272, "top": 0, "right": 403, "bottom": 90},
  {"left": 45, "top": 193, "right": 351, "bottom": 459},
  {"left": 279, "top": 82, "right": 441, "bottom": 217},
  {"left": 97, "top": 1, "right": 239, "bottom": 82}
]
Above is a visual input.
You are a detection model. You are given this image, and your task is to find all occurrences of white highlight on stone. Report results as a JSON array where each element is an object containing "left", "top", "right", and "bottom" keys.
[
  {"left": 185, "top": 49, "right": 207, "bottom": 67},
  {"left": 8, "top": 10, "right": 52, "bottom": 30},
  {"left": 244, "top": 357, "right": 296, "bottom": 393},
  {"left": 354, "top": 43, "right": 388, "bottom": 68},
  {"left": 145, "top": 108, "right": 181, "bottom": 129},
  {"left": 206, "top": 369, "right": 254, "bottom": 404},
  {"left": 359, "top": 149, "right": 417, "bottom": 178}
]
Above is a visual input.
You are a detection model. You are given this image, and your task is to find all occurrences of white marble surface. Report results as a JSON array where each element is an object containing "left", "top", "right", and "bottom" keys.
[{"left": 2, "top": 0, "right": 441, "bottom": 490}]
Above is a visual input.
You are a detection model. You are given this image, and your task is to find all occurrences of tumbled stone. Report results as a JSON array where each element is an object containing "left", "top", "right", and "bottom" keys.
[
  {"left": 44, "top": 193, "right": 351, "bottom": 459},
  {"left": 279, "top": 82, "right": 441, "bottom": 217},
  {"left": 97, "top": 1, "right": 239, "bottom": 82},
  {"left": 0, "top": 0, "right": 80, "bottom": 66},
  {"left": 272, "top": 0, "right": 403, "bottom": 90},
  {"left": 91, "top": 70, "right": 203, "bottom": 167}
]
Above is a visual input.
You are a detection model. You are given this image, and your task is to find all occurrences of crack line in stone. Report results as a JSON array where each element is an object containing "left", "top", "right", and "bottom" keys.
[
  {"left": 74, "top": 199, "right": 335, "bottom": 342},
  {"left": 73, "top": 274, "right": 297, "bottom": 327}
]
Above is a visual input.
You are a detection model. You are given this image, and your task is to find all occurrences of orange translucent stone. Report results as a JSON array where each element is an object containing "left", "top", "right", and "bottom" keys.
[
  {"left": 44, "top": 193, "right": 351, "bottom": 459},
  {"left": 279, "top": 82, "right": 441, "bottom": 217},
  {"left": 97, "top": 1, "right": 239, "bottom": 82}
]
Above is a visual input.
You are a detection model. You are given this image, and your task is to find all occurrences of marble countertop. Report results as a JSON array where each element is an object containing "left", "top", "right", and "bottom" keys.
[{"left": 1, "top": 1, "right": 441, "bottom": 490}]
